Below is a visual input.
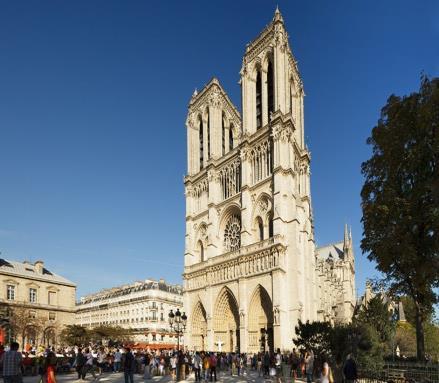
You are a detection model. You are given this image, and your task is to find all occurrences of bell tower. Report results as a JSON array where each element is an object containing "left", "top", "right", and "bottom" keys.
[{"left": 183, "top": 9, "right": 325, "bottom": 353}]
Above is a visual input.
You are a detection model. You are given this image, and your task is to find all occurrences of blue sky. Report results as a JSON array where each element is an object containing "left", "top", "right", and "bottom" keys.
[{"left": 0, "top": 1, "right": 438, "bottom": 299}]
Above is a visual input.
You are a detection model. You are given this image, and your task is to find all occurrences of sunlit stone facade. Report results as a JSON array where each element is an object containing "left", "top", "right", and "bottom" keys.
[
  {"left": 183, "top": 9, "right": 356, "bottom": 353},
  {"left": 76, "top": 279, "right": 183, "bottom": 347}
]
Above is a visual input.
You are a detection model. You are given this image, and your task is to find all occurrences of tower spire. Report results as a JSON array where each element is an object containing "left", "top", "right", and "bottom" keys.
[
  {"left": 343, "top": 223, "right": 349, "bottom": 251},
  {"left": 273, "top": 5, "right": 284, "bottom": 22}
]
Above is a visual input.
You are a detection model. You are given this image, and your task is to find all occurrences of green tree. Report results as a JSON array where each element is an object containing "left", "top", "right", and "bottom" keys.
[
  {"left": 60, "top": 325, "right": 90, "bottom": 346},
  {"left": 293, "top": 320, "right": 332, "bottom": 357},
  {"left": 355, "top": 295, "right": 394, "bottom": 343},
  {"left": 361, "top": 76, "right": 439, "bottom": 360},
  {"left": 89, "top": 325, "right": 131, "bottom": 344}
]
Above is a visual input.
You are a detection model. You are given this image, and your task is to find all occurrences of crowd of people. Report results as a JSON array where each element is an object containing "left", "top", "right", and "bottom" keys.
[{"left": 0, "top": 342, "right": 358, "bottom": 383}]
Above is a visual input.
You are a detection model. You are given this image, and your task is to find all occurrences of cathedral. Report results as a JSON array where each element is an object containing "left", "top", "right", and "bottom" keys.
[{"left": 182, "top": 9, "right": 356, "bottom": 353}]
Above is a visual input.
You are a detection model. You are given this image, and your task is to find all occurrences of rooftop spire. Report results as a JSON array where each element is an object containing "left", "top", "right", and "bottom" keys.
[
  {"left": 343, "top": 223, "right": 349, "bottom": 251},
  {"left": 273, "top": 5, "right": 284, "bottom": 23}
]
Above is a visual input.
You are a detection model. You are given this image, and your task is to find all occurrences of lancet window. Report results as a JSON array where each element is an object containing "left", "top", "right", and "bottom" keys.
[
  {"left": 229, "top": 124, "right": 234, "bottom": 150},
  {"left": 257, "top": 217, "right": 264, "bottom": 241},
  {"left": 222, "top": 113, "right": 226, "bottom": 156},
  {"left": 199, "top": 116, "right": 204, "bottom": 170},
  {"left": 220, "top": 159, "right": 241, "bottom": 200},
  {"left": 268, "top": 213, "right": 274, "bottom": 238},
  {"left": 267, "top": 60, "right": 274, "bottom": 117},
  {"left": 250, "top": 140, "right": 272, "bottom": 184},
  {"left": 256, "top": 71, "right": 262, "bottom": 129},
  {"left": 207, "top": 109, "right": 211, "bottom": 159}
]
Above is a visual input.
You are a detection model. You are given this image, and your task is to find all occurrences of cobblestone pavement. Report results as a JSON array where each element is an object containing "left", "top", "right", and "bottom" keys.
[{"left": 22, "top": 369, "right": 302, "bottom": 383}]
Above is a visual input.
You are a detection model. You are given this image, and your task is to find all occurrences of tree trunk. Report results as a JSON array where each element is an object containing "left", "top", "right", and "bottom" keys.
[{"left": 415, "top": 305, "right": 425, "bottom": 361}]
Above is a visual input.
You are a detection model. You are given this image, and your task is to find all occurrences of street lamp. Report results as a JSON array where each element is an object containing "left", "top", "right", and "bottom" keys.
[{"left": 169, "top": 308, "right": 187, "bottom": 382}]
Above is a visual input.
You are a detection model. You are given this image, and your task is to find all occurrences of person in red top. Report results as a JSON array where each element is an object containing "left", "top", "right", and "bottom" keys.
[{"left": 209, "top": 353, "right": 217, "bottom": 382}]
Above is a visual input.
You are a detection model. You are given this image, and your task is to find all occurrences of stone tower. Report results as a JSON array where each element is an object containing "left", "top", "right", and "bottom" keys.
[{"left": 183, "top": 9, "right": 323, "bottom": 353}]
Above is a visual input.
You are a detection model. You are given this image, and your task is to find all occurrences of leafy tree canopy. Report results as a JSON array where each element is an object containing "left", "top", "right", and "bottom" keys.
[{"left": 361, "top": 76, "right": 439, "bottom": 360}]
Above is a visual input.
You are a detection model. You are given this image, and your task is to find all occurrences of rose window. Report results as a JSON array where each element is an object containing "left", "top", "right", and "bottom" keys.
[{"left": 224, "top": 215, "right": 241, "bottom": 251}]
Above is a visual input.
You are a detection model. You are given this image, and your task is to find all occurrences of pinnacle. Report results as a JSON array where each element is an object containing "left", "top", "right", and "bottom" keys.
[{"left": 274, "top": 5, "right": 284, "bottom": 22}]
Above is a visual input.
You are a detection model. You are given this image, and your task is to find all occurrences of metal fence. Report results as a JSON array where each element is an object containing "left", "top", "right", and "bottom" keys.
[{"left": 359, "top": 362, "right": 439, "bottom": 383}]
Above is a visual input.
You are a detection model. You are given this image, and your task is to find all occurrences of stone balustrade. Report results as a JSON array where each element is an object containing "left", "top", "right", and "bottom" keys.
[{"left": 184, "top": 235, "right": 286, "bottom": 291}]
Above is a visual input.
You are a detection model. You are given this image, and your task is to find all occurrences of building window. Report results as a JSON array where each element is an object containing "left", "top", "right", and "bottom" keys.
[
  {"left": 29, "top": 288, "right": 37, "bottom": 303},
  {"left": 151, "top": 311, "right": 157, "bottom": 321},
  {"left": 198, "top": 240, "right": 204, "bottom": 263},
  {"left": 152, "top": 334, "right": 156, "bottom": 341},
  {"left": 207, "top": 109, "right": 211, "bottom": 159},
  {"left": 199, "top": 116, "right": 204, "bottom": 170},
  {"left": 222, "top": 114, "right": 226, "bottom": 155},
  {"left": 229, "top": 124, "right": 234, "bottom": 150},
  {"left": 160, "top": 312, "right": 164, "bottom": 321},
  {"left": 256, "top": 71, "right": 262, "bottom": 129},
  {"left": 48, "top": 291, "right": 56, "bottom": 305},
  {"left": 267, "top": 60, "right": 274, "bottom": 117},
  {"left": 151, "top": 302, "right": 157, "bottom": 309},
  {"left": 257, "top": 217, "right": 264, "bottom": 241},
  {"left": 49, "top": 312, "right": 56, "bottom": 321},
  {"left": 224, "top": 214, "right": 241, "bottom": 252},
  {"left": 7, "top": 285, "right": 15, "bottom": 301},
  {"left": 269, "top": 214, "right": 274, "bottom": 238}
]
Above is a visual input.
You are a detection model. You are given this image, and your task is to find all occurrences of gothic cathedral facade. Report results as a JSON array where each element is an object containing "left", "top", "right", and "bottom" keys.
[{"left": 183, "top": 9, "right": 356, "bottom": 353}]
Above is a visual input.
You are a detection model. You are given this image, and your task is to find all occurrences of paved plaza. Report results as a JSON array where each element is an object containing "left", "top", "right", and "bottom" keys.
[{"left": 21, "top": 370, "right": 296, "bottom": 383}]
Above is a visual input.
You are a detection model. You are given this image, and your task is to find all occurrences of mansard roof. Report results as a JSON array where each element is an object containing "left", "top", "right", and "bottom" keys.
[
  {"left": 0, "top": 258, "right": 76, "bottom": 287},
  {"left": 77, "top": 278, "right": 183, "bottom": 305},
  {"left": 188, "top": 77, "right": 241, "bottom": 124}
]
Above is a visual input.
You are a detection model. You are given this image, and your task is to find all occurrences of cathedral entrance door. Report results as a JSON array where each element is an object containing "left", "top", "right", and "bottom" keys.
[
  {"left": 248, "top": 285, "right": 274, "bottom": 353},
  {"left": 213, "top": 287, "right": 240, "bottom": 352}
]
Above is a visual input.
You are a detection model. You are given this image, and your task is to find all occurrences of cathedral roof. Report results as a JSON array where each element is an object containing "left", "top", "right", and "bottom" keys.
[{"left": 316, "top": 242, "right": 345, "bottom": 261}]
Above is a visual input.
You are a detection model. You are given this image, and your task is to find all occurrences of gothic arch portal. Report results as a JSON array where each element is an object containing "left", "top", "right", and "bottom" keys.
[
  {"left": 247, "top": 285, "right": 274, "bottom": 353},
  {"left": 191, "top": 301, "right": 207, "bottom": 351},
  {"left": 213, "top": 287, "right": 240, "bottom": 352}
]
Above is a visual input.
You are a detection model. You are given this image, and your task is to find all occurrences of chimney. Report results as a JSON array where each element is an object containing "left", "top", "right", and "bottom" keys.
[{"left": 34, "top": 260, "right": 44, "bottom": 274}]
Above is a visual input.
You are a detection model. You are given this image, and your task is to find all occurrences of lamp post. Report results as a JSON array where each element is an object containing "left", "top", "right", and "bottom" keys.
[{"left": 169, "top": 308, "right": 187, "bottom": 382}]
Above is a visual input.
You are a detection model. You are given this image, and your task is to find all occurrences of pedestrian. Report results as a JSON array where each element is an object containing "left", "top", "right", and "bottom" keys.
[
  {"left": 45, "top": 352, "right": 58, "bottom": 383},
  {"left": 74, "top": 348, "right": 85, "bottom": 380},
  {"left": 114, "top": 349, "right": 122, "bottom": 373},
  {"left": 305, "top": 350, "right": 314, "bottom": 383},
  {"left": 263, "top": 351, "right": 270, "bottom": 377},
  {"left": 82, "top": 348, "right": 97, "bottom": 380},
  {"left": 122, "top": 348, "right": 135, "bottom": 383},
  {"left": 209, "top": 353, "right": 217, "bottom": 382},
  {"left": 193, "top": 352, "right": 201, "bottom": 382},
  {"left": 320, "top": 359, "right": 333, "bottom": 383},
  {"left": 203, "top": 353, "right": 210, "bottom": 382},
  {"left": 343, "top": 354, "right": 357, "bottom": 383},
  {"left": 0, "top": 341, "right": 23, "bottom": 383}
]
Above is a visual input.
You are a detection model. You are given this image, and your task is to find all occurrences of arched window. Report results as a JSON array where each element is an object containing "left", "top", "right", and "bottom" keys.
[
  {"left": 290, "top": 79, "right": 296, "bottom": 119},
  {"left": 199, "top": 116, "right": 204, "bottom": 170},
  {"left": 267, "top": 60, "right": 274, "bottom": 117},
  {"left": 256, "top": 70, "right": 262, "bottom": 129},
  {"left": 222, "top": 113, "right": 226, "bottom": 156},
  {"left": 198, "top": 240, "right": 204, "bottom": 262},
  {"left": 207, "top": 109, "right": 211, "bottom": 159},
  {"left": 257, "top": 217, "right": 264, "bottom": 241},
  {"left": 268, "top": 214, "right": 274, "bottom": 238},
  {"left": 229, "top": 123, "right": 234, "bottom": 150}
]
